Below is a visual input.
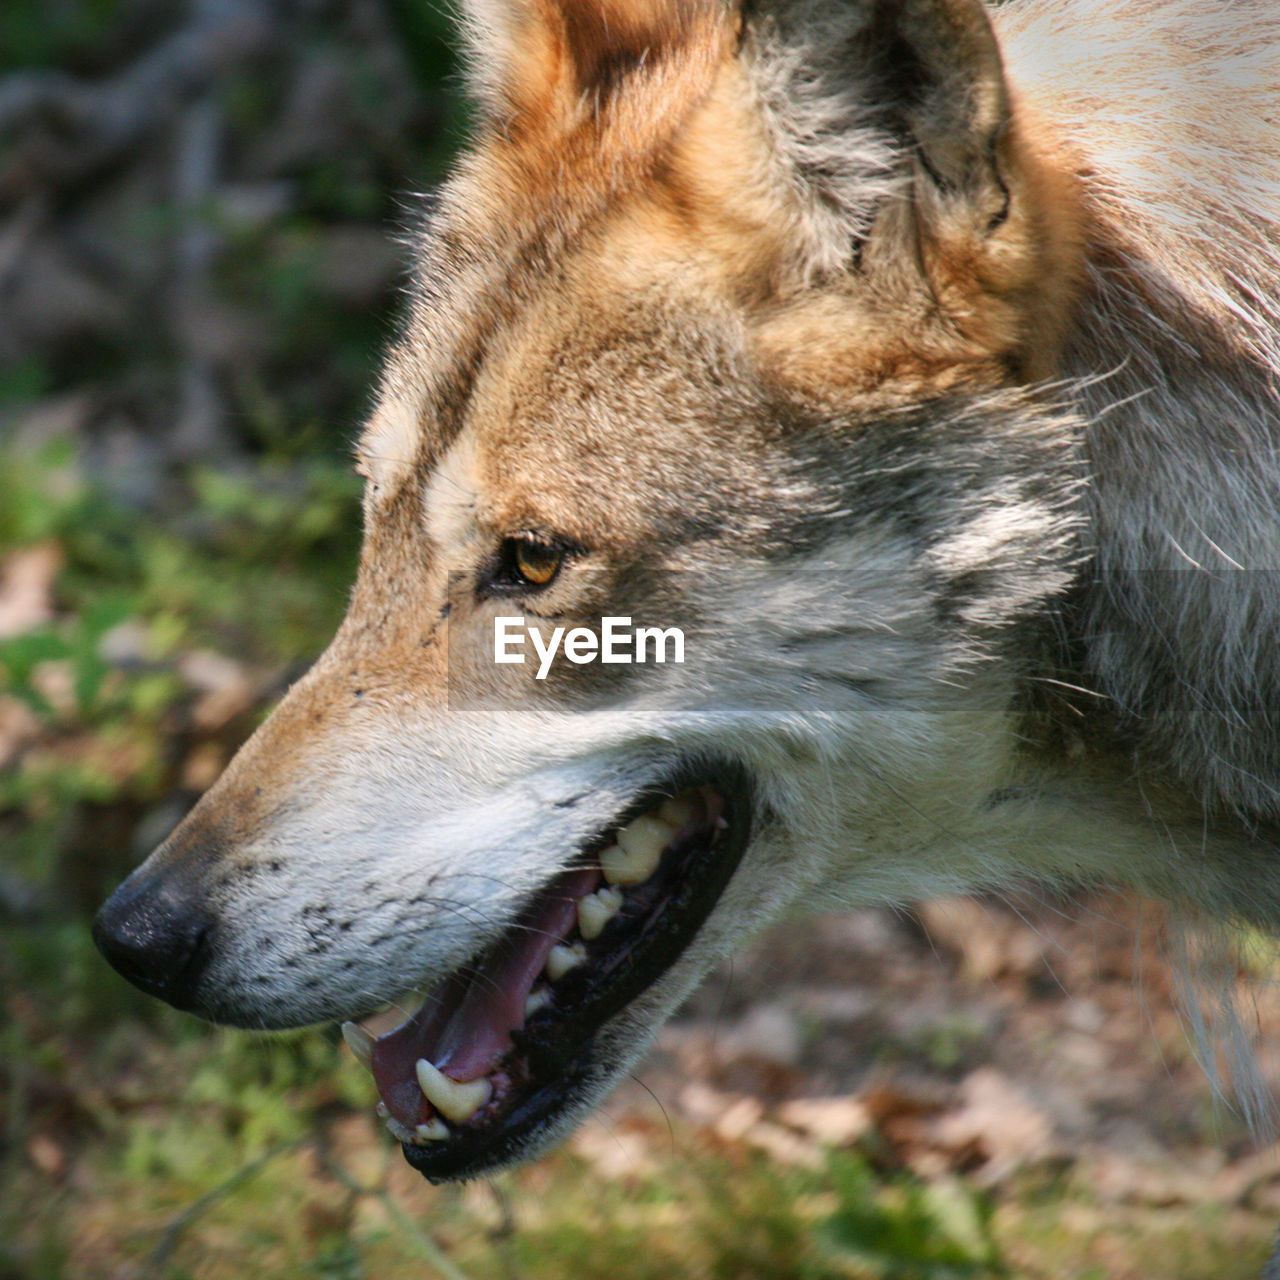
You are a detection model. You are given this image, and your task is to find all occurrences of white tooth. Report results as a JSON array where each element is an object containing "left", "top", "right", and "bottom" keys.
[
  {"left": 415, "top": 1058, "right": 493, "bottom": 1124},
  {"left": 623, "top": 813, "right": 677, "bottom": 851},
  {"left": 386, "top": 1117, "right": 417, "bottom": 1143},
  {"left": 375, "top": 1102, "right": 389, "bottom": 1118},
  {"left": 577, "top": 886, "right": 624, "bottom": 940},
  {"left": 601, "top": 814, "right": 673, "bottom": 884},
  {"left": 341, "top": 1021, "right": 374, "bottom": 1069},
  {"left": 598, "top": 844, "right": 629, "bottom": 886},
  {"left": 524, "top": 987, "right": 553, "bottom": 1018},
  {"left": 546, "top": 941, "right": 587, "bottom": 981},
  {"left": 416, "top": 1119, "right": 450, "bottom": 1143},
  {"left": 660, "top": 795, "right": 698, "bottom": 828}
]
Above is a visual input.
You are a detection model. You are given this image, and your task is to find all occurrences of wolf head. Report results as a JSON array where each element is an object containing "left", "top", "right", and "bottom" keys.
[{"left": 96, "top": 0, "right": 1090, "bottom": 1177}]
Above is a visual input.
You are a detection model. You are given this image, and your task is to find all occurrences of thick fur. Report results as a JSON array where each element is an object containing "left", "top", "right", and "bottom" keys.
[{"left": 101, "top": 0, "right": 1280, "bottom": 1183}]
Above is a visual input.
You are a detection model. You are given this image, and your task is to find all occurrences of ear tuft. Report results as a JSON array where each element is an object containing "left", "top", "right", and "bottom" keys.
[
  {"left": 745, "top": 0, "right": 1014, "bottom": 266},
  {"left": 872, "top": 0, "right": 1011, "bottom": 229},
  {"left": 741, "top": 0, "right": 1082, "bottom": 375}
]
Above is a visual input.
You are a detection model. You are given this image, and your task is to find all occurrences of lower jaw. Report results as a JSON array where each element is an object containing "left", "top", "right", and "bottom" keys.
[
  {"left": 401, "top": 1036, "right": 609, "bottom": 1181},
  {"left": 360, "top": 765, "right": 753, "bottom": 1181}
]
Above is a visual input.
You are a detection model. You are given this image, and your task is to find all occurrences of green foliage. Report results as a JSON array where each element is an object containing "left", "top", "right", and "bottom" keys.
[
  {"left": 822, "top": 1159, "right": 1005, "bottom": 1278},
  {"left": 452, "top": 1145, "right": 1007, "bottom": 1280},
  {"left": 381, "top": 0, "right": 456, "bottom": 90},
  {"left": 915, "top": 1016, "right": 991, "bottom": 1074},
  {"left": 0, "top": 0, "right": 126, "bottom": 71},
  {"left": 0, "top": 357, "right": 53, "bottom": 408},
  {"left": 0, "top": 440, "right": 360, "bottom": 923},
  {"left": 0, "top": 592, "right": 133, "bottom": 720},
  {"left": 1, "top": 440, "right": 360, "bottom": 663}
]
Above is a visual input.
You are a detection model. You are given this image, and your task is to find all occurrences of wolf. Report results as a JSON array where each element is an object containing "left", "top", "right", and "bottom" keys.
[{"left": 95, "top": 0, "right": 1280, "bottom": 1204}]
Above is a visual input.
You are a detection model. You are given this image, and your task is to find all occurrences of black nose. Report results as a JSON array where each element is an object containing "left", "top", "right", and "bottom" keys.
[{"left": 93, "top": 873, "right": 212, "bottom": 1008}]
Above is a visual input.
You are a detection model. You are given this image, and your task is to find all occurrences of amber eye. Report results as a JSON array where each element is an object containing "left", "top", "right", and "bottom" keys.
[
  {"left": 481, "top": 534, "right": 579, "bottom": 598},
  {"left": 483, "top": 535, "right": 567, "bottom": 595},
  {"left": 514, "top": 539, "right": 562, "bottom": 586}
]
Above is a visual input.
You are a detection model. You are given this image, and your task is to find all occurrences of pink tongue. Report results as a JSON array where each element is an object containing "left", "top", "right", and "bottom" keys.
[{"left": 369, "top": 868, "right": 599, "bottom": 1128}]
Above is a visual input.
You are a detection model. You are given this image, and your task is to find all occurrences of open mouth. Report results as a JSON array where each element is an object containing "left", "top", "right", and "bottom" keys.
[{"left": 340, "top": 766, "right": 751, "bottom": 1180}]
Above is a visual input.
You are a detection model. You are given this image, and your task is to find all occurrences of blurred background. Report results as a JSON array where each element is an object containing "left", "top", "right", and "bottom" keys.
[{"left": 3, "top": 3, "right": 1280, "bottom": 1277}]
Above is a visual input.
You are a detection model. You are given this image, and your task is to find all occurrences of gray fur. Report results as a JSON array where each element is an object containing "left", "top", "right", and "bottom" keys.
[
  {"left": 749, "top": 0, "right": 1280, "bottom": 821},
  {"left": 95, "top": 0, "right": 1280, "bottom": 1225}
]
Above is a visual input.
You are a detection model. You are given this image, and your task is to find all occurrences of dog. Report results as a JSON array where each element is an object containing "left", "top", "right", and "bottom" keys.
[{"left": 96, "top": 0, "right": 1280, "bottom": 1208}]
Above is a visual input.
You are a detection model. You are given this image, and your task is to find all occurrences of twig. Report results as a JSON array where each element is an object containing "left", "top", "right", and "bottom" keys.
[
  {"left": 170, "top": 95, "right": 231, "bottom": 459},
  {"left": 378, "top": 1186, "right": 474, "bottom": 1280},
  {"left": 140, "top": 1134, "right": 308, "bottom": 1277},
  {"left": 319, "top": 1149, "right": 473, "bottom": 1280}
]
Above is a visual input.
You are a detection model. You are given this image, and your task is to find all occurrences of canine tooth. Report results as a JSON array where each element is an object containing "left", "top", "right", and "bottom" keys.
[
  {"left": 416, "top": 1119, "right": 450, "bottom": 1143},
  {"left": 415, "top": 1058, "right": 493, "bottom": 1124},
  {"left": 602, "top": 814, "right": 673, "bottom": 884},
  {"left": 577, "top": 886, "right": 624, "bottom": 940},
  {"left": 525, "top": 987, "right": 553, "bottom": 1018},
  {"left": 341, "top": 1021, "right": 375, "bottom": 1069},
  {"left": 546, "top": 941, "right": 587, "bottom": 981},
  {"left": 660, "top": 795, "right": 698, "bottom": 828}
]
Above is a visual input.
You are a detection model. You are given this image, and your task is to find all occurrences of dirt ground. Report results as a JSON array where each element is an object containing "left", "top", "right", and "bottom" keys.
[{"left": 600, "top": 891, "right": 1280, "bottom": 1222}]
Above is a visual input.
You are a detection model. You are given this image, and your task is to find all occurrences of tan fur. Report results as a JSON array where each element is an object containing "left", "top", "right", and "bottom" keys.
[{"left": 96, "top": 0, "right": 1280, "bottom": 1230}]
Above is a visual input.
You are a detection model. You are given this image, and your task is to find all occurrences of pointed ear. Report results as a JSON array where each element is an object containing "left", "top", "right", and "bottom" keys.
[
  {"left": 743, "top": 0, "right": 1080, "bottom": 373},
  {"left": 457, "top": 0, "right": 725, "bottom": 125},
  {"left": 864, "top": 0, "right": 1012, "bottom": 235}
]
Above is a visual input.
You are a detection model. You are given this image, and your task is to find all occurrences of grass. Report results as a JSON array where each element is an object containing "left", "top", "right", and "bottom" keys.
[
  {"left": 4, "top": 1021, "right": 1277, "bottom": 1280},
  {"left": 1, "top": 1008, "right": 1012, "bottom": 1280}
]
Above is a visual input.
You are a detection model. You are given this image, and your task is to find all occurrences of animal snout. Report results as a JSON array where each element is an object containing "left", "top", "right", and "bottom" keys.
[{"left": 93, "top": 871, "right": 214, "bottom": 1010}]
